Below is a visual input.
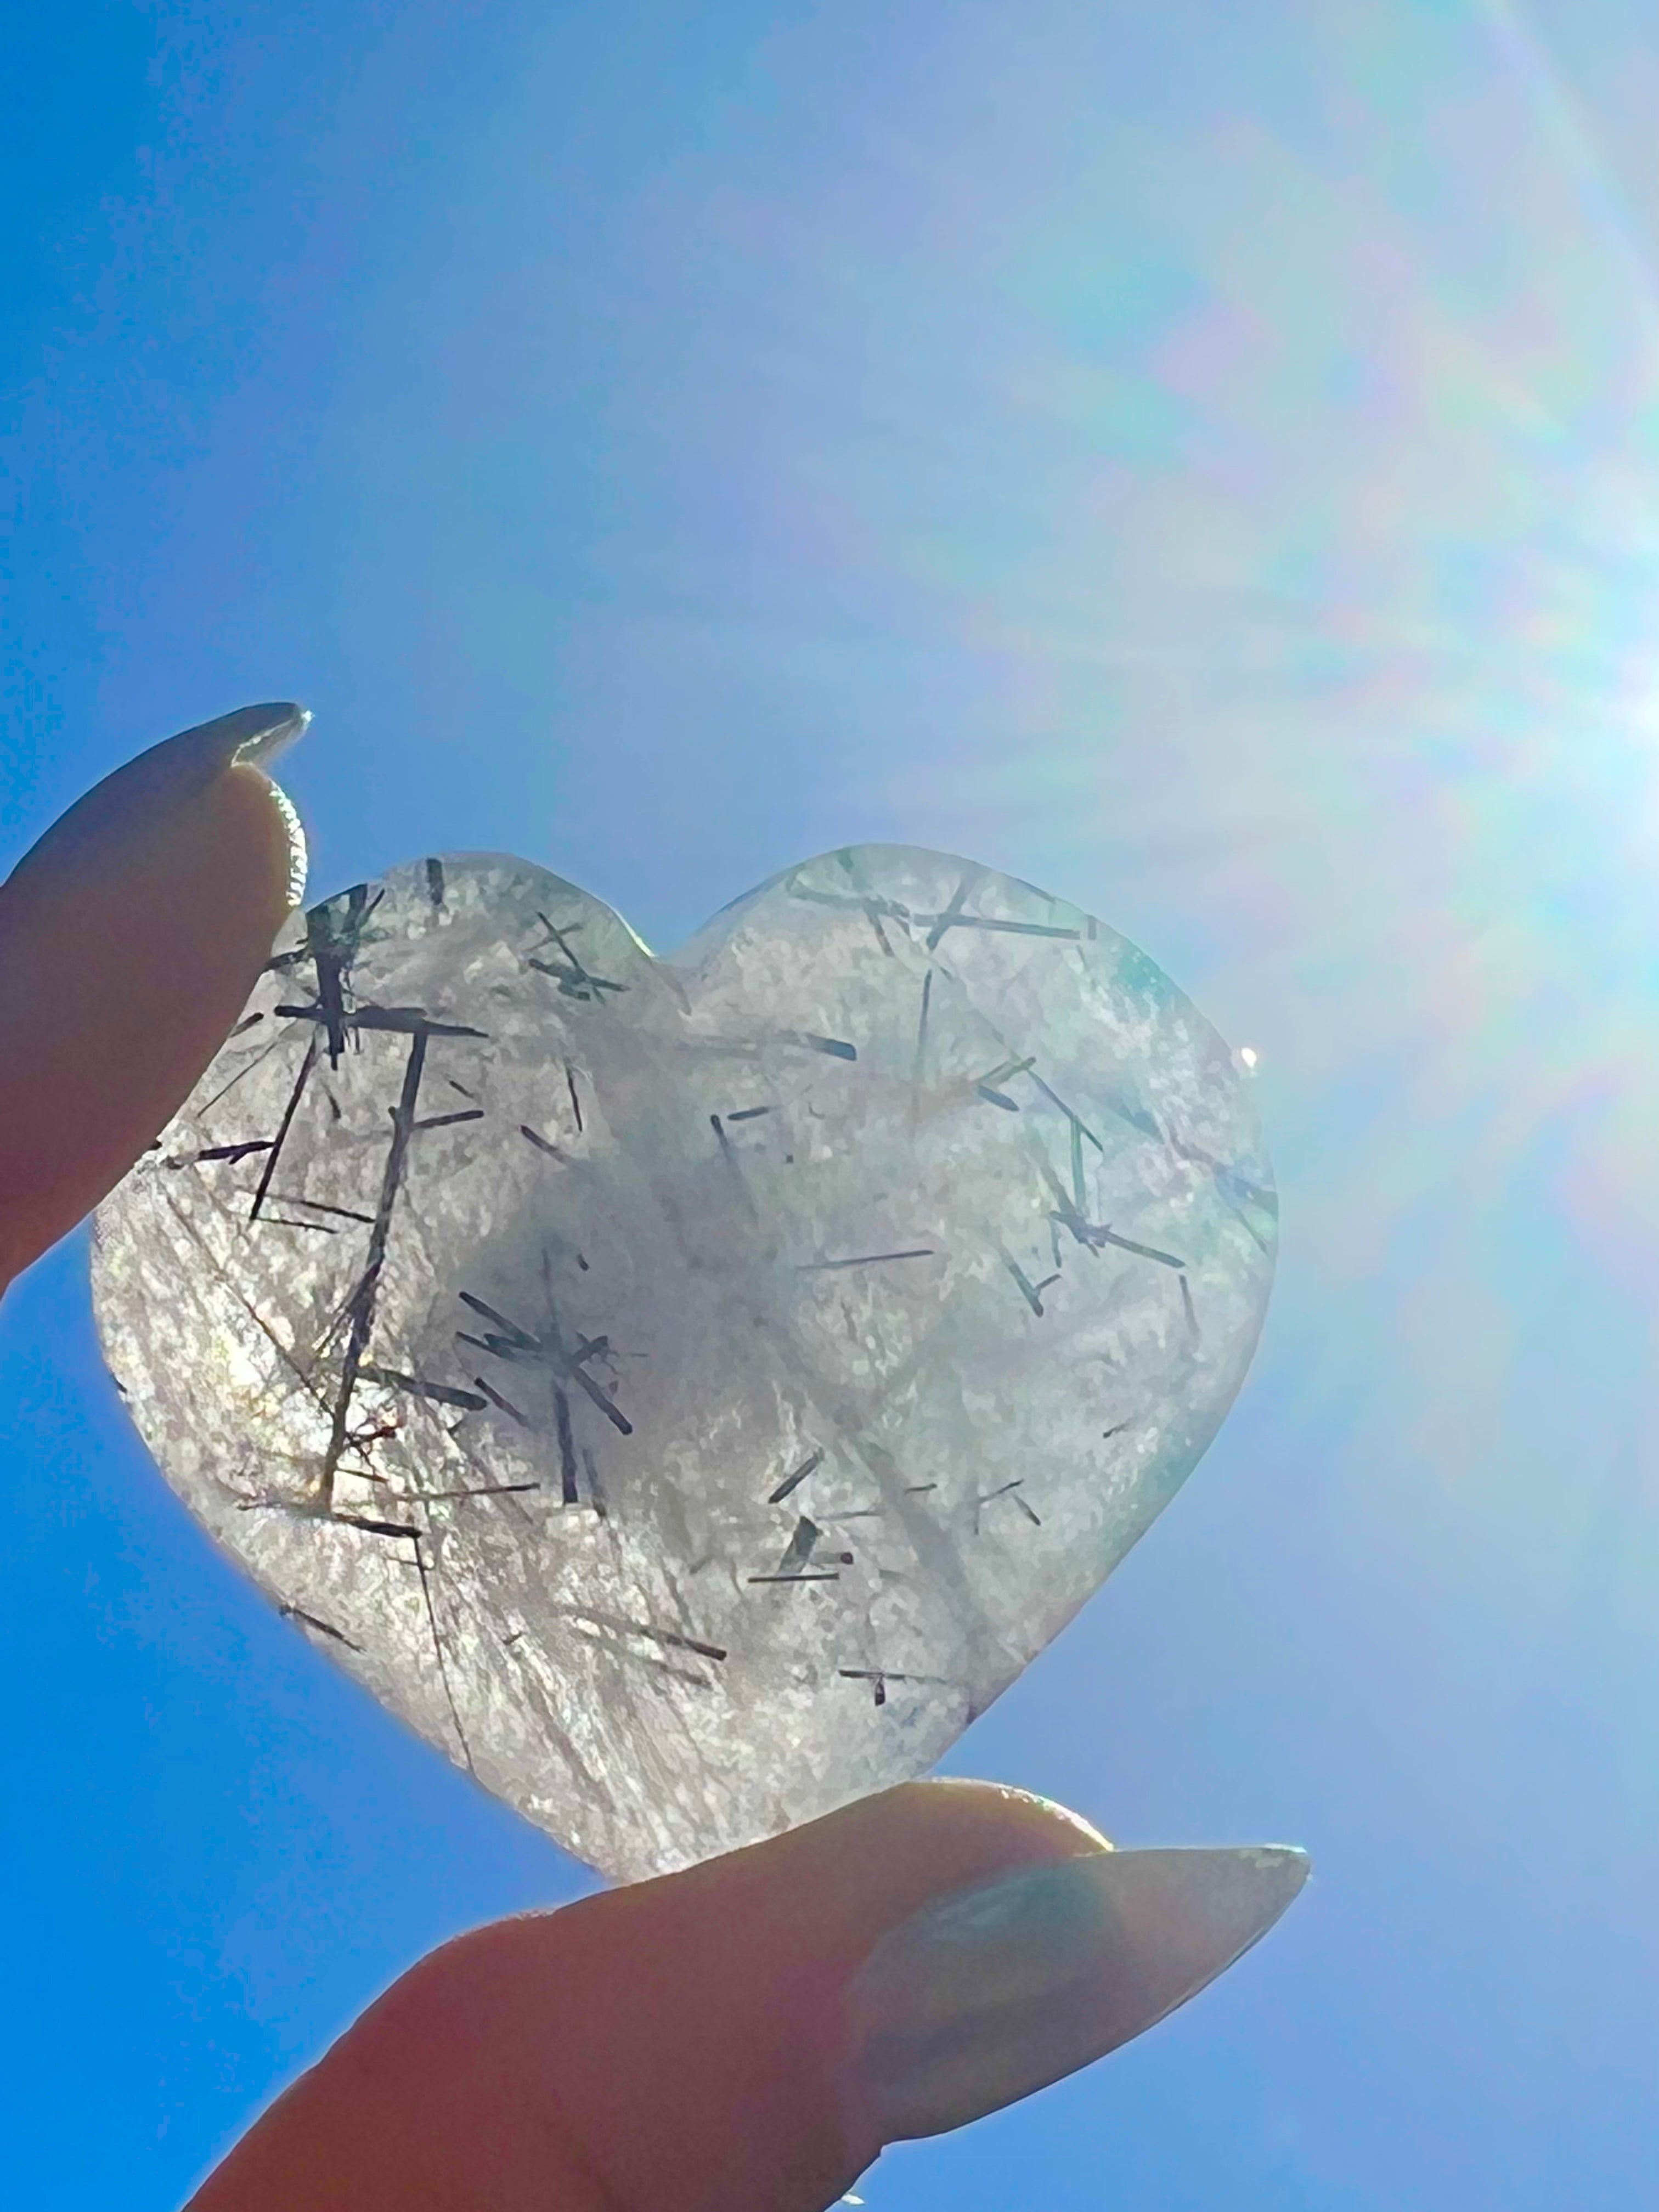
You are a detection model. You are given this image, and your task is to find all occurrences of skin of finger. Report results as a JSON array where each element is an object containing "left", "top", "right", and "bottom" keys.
[
  {"left": 189, "top": 1780, "right": 1110, "bottom": 2212},
  {"left": 0, "top": 761, "right": 294, "bottom": 1290}
]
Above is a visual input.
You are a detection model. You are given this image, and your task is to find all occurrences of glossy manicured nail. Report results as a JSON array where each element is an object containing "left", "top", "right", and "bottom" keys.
[
  {"left": 842, "top": 1844, "right": 1309, "bottom": 2142},
  {"left": 4, "top": 701, "right": 311, "bottom": 906},
  {"left": 148, "top": 697, "right": 310, "bottom": 777},
  {"left": 177, "top": 701, "right": 311, "bottom": 910},
  {"left": 0, "top": 702, "right": 313, "bottom": 1289}
]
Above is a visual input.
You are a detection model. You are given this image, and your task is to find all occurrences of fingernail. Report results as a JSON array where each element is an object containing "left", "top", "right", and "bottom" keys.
[
  {"left": 124, "top": 702, "right": 312, "bottom": 907},
  {"left": 135, "top": 698, "right": 311, "bottom": 783},
  {"left": 841, "top": 1845, "right": 1309, "bottom": 2142},
  {"left": 154, "top": 699, "right": 314, "bottom": 907},
  {"left": 5, "top": 701, "right": 311, "bottom": 900}
]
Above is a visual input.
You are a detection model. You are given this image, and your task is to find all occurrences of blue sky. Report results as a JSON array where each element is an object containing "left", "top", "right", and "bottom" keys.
[{"left": 7, "top": 0, "right": 1659, "bottom": 2202}]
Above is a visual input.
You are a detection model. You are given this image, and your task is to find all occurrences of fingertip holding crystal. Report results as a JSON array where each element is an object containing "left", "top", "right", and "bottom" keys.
[
  {"left": 158, "top": 699, "right": 311, "bottom": 910},
  {"left": 217, "top": 702, "right": 311, "bottom": 910},
  {"left": 3, "top": 701, "right": 312, "bottom": 894},
  {"left": 840, "top": 1844, "right": 1310, "bottom": 2142},
  {"left": 0, "top": 700, "right": 317, "bottom": 1293},
  {"left": 180, "top": 699, "right": 311, "bottom": 910}
]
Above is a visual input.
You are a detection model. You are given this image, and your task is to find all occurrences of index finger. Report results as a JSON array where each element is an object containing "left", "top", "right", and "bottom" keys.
[{"left": 0, "top": 703, "right": 310, "bottom": 1293}]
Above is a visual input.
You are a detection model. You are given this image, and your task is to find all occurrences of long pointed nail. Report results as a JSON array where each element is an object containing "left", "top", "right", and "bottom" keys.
[
  {"left": 198, "top": 708, "right": 312, "bottom": 909},
  {"left": 841, "top": 1845, "right": 1309, "bottom": 2142},
  {"left": 154, "top": 698, "right": 311, "bottom": 777},
  {"left": 0, "top": 702, "right": 314, "bottom": 1288},
  {"left": 5, "top": 701, "right": 311, "bottom": 904}
]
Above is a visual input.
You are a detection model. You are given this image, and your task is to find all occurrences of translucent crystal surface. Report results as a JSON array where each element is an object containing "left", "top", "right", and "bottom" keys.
[{"left": 92, "top": 847, "right": 1276, "bottom": 1880}]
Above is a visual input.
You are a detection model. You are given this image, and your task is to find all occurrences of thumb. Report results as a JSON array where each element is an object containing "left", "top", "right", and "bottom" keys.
[
  {"left": 0, "top": 702, "right": 309, "bottom": 1291},
  {"left": 191, "top": 1780, "right": 1307, "bottom": 2211}
]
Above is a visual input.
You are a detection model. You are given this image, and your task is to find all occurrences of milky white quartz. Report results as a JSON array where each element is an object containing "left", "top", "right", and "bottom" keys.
[{"left": 93, "top": 847, "right": 1274, "bottom": 1881}]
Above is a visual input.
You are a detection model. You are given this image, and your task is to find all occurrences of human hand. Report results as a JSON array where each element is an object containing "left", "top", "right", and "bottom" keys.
[{"left": 0, "top": 708, "right": 1308, "bottom": 2211}]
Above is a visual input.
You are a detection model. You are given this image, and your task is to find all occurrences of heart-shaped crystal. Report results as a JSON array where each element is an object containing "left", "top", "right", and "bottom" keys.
[{"left": 93, "top": 847, "right": 1274, "bottom": 1880}]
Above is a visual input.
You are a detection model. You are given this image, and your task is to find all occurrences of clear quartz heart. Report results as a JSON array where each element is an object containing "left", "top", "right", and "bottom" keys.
[{"left": 93, "top": 847, "right": 1275, "bottom": 1880}]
